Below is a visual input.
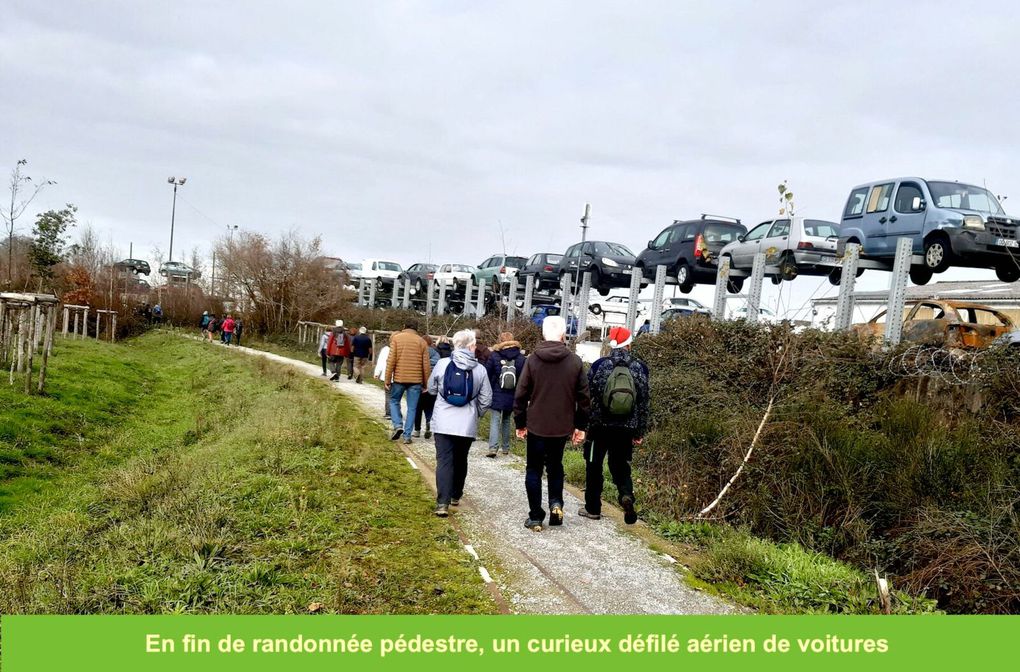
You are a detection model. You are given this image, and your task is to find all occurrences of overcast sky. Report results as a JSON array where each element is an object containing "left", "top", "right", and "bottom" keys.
[{"left": 4, "top": 1, "right": 1019, "bottom": 317}]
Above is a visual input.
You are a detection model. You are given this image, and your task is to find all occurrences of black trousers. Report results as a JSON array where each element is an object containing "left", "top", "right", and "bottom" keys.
[
  {"left": 414, "top": 392, "right": 436, "bottom": 431},
  {"left": 525, "top": 434, "right": 567, "bottom": 522},
  {"left": 435, "top": 434, "right": 474, "bottom": 505},
  {"left": 320, "top": 349, "right": 328, "bottom": 374},
  {"left": 583, "top": 427, "right": 635, "bottom": 516}
]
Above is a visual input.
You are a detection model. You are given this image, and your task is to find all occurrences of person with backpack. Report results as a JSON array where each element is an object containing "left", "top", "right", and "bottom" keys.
[
  {"left": 513, "top": 316, "right": 590, "bottom": 532},
  {"left": 199, "top": 311, "right": 211, "bottom": 338},
  {"left": 351, "top": 326, "right": 373, "bottom": 384},
  {"left": 221, "top": 314, "right": 236, "bottom": 345},
  {"left": 427, "top": 329, "right": 492, "bottom": 517},
  {"left": 385, "top": 319, "right": 431, "bottom": 443},
  {"left": 326, "top": 321, "right": 348, "bottom": 381},
  {"left": 484, "top": 331, "right": 526, "bottom": 457},
  {"left": 414, "top": 335, "right": 440, "bottom": 438},
  {"left": 207, "top": 314, "right": 220, "bottom": 343},
  {"left": 345, "top": 326, "right": 359, "bottom": 379},
  {"left": 318, "top": 328, "right": 331, "bottom": 376},
  {"left": 234, "top": 318, "right": 244, "bottom": 346},
  {"left": 578, "top": 326, "right": 650, "bottom": 525}
]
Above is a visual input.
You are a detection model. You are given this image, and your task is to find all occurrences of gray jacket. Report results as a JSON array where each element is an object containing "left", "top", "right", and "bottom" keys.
[{"left": 428, "top": 349, "right": 492, "bottom": 438}]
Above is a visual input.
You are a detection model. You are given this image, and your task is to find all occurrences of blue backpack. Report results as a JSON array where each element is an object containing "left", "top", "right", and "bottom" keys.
[{"left": 442, "top": 362, "right": 475, "bottom": 407}]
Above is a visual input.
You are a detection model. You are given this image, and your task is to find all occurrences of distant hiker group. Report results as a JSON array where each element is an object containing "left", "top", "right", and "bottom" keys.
[
  {"left": 199, "top": 311, "right": 243, "bottom": 346},
  {"left": 324, "top": 316, "right": 650, "bottom": 532}
]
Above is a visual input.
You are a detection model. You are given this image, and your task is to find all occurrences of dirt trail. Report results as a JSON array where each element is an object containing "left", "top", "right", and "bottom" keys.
[{"left": 220, "top": 340, "right": 733, "bottom": 615}]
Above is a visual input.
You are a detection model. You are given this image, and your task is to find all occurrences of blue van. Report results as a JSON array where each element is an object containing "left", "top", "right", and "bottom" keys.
[{"left": 839, "top": 178, "right": 1020, "bottom": 284}]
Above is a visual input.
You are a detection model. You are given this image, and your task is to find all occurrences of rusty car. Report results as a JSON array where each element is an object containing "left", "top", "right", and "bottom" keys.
[{"left": 853, "top": 300, "right": 1014, "bottom": 348}]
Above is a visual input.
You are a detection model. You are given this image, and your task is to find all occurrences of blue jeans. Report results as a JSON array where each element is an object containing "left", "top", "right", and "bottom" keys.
[
  {"left": 389, "top": 383, "right": 421, "bottom": 436},
  {"left": 224, "top": 332, "right": 233, "bottom": 345},
  {"left": 488, "top": 409, "right": 512, "bottom": 453}
]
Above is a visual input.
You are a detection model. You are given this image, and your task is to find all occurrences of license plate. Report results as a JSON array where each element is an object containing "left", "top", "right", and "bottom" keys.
[{"left": 995, "top": 238, "right": 1019, "bottom": 248}]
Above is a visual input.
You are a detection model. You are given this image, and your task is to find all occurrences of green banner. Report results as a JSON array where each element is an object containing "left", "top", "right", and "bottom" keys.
[{"left": 2, "top": 615, "right": 1014, "bottom": 670}]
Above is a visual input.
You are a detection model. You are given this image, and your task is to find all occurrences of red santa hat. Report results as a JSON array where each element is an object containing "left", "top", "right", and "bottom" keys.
[{"left": 608, "top": 326, "right": 632, "bottom": 349}]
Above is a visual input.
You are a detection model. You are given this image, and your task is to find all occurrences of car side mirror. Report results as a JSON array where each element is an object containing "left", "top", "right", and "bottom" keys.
[
  {"left": 648, "top": 240, "right": 655, "bottom": 249},
  {"left": 911, "top": 196, "right": 926, "bottom": 212},
  {"left": 737, "top": 234, "right": 746, "bottom": 242}
]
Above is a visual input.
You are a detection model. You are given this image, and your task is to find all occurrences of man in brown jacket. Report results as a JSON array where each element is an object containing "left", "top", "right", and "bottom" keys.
[
  {"left": 513, "top": 315, "right": 590, "bottom": 531},
  {"left": 385, "top": 319, "right": 431, "bottom": 444}
]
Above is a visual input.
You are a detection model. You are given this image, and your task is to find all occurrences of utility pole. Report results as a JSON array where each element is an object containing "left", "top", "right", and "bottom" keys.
[
  {"left": 211, "top": 251, "right": 217, "bottom": 297},
  {"left": 167, "top": 176, "right": 187, "bottom": 262},
  {"left": 571, "top": 203, "right": 591, "bottom": 309}
]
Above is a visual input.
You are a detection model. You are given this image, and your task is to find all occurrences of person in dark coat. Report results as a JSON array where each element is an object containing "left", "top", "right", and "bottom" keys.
[
  {"left": 484, "top": 331, "right": 526, "bottom": 457},
  {"left": 579, "top": 326, "right": 650, "bottom": 525}
]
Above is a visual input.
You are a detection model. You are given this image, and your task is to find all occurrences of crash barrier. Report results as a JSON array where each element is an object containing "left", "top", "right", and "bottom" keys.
[
  {"left": 297, "top": 321, "right": 330, "bottom": 346},
  {"left": 348, "top": 237, "right": 922, "bottom": 347},
  {"left": 0, "top": 292, "right": 60, "bottom": 394}
]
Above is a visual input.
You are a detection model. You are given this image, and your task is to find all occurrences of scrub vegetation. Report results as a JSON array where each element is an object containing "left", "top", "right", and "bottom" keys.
[{"left": 0, "top": 334, "right": 495, "bottom": 615}]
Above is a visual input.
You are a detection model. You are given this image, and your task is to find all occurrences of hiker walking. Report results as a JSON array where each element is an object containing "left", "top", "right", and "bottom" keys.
[
  {"left": 234, "top": 317, "right": 244, "bottom": 346},
  {"left": 207, "top": 314, "right": 220, "bottom": 343},
  {"left": 221, "top": 314, "right": 236, "bottom": 345},
  {"left": 385, "top": 319, "right": 431, "bottom": 443},
  {"left": 374, "top": 341, "right": 391, "bottom": 418},
  {"left": 427, "top": 329, "right": 492, "bottom": 517},
  {"left": 351, "top": 326, "right": 373, "bottom": 384},
  {"left": 513, "top": 316, "right": 590, "bottom": 531},
  {"left": 326, "top": 320, "right": 349, "bottom": 380},
  {"left": 199, "top": 311, "right": 211, "bottom": 338},
  {"left": 579, "top": 326, "right": 649, "bottom": 525},
  {"left": 318, "top": 328, "right": 330, "bottom": 376},
  {"left": 414, "top": 335, "right": 441, "bottom": 438},
  {"left": 484, "top": 331, "right": 525, "bottom": 457},
  {"left": 346, "top": 326, "right": 358, "bottom": 379}
]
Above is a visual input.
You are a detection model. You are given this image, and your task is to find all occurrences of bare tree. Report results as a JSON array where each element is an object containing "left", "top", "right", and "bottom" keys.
[{"left": 2, "top": 160, "right": 55, "bottom": 286}]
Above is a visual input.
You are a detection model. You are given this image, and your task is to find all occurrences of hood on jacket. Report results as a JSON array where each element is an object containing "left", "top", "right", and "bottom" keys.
[
  {"left": 437, "top": 342, "right": 453, "bottom": 358},
  {"left": 493, "top": 339, "right": 521, "bottom": 352},
  {"left": 533, "top": 340, "right": 571, "bottom": 363},
  {"left": 451, "top": 348, "right": 479, "bottom": 370}
]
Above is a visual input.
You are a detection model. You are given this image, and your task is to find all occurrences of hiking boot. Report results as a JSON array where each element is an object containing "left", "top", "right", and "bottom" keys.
[
  {"left": 549, "top": 504, "right": 564, "bottom": 526},
  {"left": 424, "top": 426, "right": 432, "bottom": 439},
  {"left": 390, "top": 428, "right": 403, "bottom": 441},
  {"left": 524, "top": 518, "right": 543, "bottom": 532},
  {"left": 450, "top": 498, "right": 460, "bottom": 507},
  {"left": 485, "top": 448, "right": 497, "bottom": 458},
  {"left": 621, "top": 495, "right": 638, "bottom": 525},
  {"left": 434, "top": 504, "right": 449, "bottom": 518},
  {"left": 413, "top": 430, "right": 421, "bottom": 438},
  {"left": 578, "top": 508, "right": 601, "bottom": 520},
  {"left": 329, "top": 373, "right": 340, "bottom": 381}
]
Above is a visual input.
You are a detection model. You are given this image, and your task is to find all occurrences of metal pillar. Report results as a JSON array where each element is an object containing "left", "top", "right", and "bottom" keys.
[
  {"left": 402, "top": 277, "right": 412, "bottom": 309},
  {"left": 463, "top": 278, "right": 474, "bottom": 316},
  {"left": 712, "top": 257, "right": 730, "bottom": 320},
  {"left": 476, "top": 278, "right": 486, "bottom": 317},
  {"left": 625, "top": 268, "right": 642, "bottom": 333},
  {"left": 523, "top": 275, "right": 535, "bottom": 315},
  {"left": 833, "top": 243, "right": 861, "bottom": 331},
  {"left": 745, "top": 253, "right": 766, "bottom": 325},
  {"left": 575, "top": 271, "right": 592, "bottom": 338},
  {"left": 650, "top": 264, "right": 667, "bottom": 334},
  {"left": 559, "top": 274, "right": 572, "bottom": 318},
  {"left": 391, "top": 278, "right": 401, "bottom": 309},
  {"left": 426, "top": 282, "right": 435, "bottom": 317},
  {"left": 506, "top": 276, "right": 519, "bottom": 321},
  {"left": 437, "top": 280, "right": 448, "bottom": 315},
  {"left": 357, "top": 279, "right": 367, "bottom": 307},
  {"left": 368, "top": 279, "right": 377, "bottom": 309},
  {"left": 884, "top": 237, "right": 913, "bottom": 346}
]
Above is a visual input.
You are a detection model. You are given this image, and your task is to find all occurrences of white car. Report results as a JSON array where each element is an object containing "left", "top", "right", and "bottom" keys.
[
  {"left": 360, "top": 259, "right": 403, "bottom": 280},
  {"left": 730, "top": 305, "right": 781, "bottom": 324},
  {"left": 718, "top": 216, "right": 840, "bottom": 283},
  {"left": 588, "top": 295, "right": 634, "bottom": 317},
  {"left": 432, "top": 263, "right": 477, "bottom": 290},
  {"left": 662, "top": 296, "right": 711, "bottom": 315}
]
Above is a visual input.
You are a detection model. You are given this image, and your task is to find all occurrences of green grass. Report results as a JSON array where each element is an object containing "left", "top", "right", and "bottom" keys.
[{"left": 0, "top": 333, "right": 495, "bottom": 614}]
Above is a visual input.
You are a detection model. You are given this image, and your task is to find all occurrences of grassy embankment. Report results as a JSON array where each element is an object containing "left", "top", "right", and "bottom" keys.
[{"left": 0, "top": 333, "right": 494, "bottom": 614}]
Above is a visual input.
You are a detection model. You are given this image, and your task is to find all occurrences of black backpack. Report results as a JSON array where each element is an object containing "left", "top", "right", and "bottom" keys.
[{"left": 499, "top": 358, "right": 517, "bottom": 391}]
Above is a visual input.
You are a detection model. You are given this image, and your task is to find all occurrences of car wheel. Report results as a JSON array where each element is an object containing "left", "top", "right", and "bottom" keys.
[
  {"left": 828, "top": 268, "right": 842, "bottom": 286},
  {"left": 676, "top": 263, "right": 695, "bottom": 293},
  {"left": 995, "top": 264, "right": 1020, "bottom": 283},
  {"left": 590, "top": 304, "right": 602, "bottom": 315},
  {"left": 597, "top": 287, "right": 611, "bottom": 297},
  {"left": 923, "top": 236, "right": 951, "bottom": 272},
  {"left": 770, "top": 275, "right": 782, "bottom": 285},
  {"left": 726, "top": 277, "right": 744, "bottom": 294},
  {"left": 909, "top": 266, "right": 933, "bottom": 285},
  {"left": 779, "top": 253, "right": 798, "bottom": 282}
]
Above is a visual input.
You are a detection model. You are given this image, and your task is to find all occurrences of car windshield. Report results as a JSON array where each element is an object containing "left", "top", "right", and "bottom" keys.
[
  {"left": 545, "top": 254, "right": 563, "bottom": 264},
  {"left": 593, "top": 242, "right": 634, "bottom": 257},
  {"left": 347, "top": 263, "right": 362, "bottom": 270},
  {"left": 378, "top": 262, "right": 402, "bottom": 272},
  {"left": 450, "top": 264, "right": 474, "bottom": 273},
  {"left": 506, "top": 257, "right": 527, "bottom": 268},
  {"left": 704, "top": 223, "right": 744, "bottom": 243},
  {"left": 927, "top": 181, "right": 1004, "bottom": 214},
  {"left": 803, "top": 220, "right": 839, "bottom": 237}
]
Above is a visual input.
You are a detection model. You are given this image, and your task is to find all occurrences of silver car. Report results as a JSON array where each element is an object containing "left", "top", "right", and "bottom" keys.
[{"left": 718, "top": 216, "right": 840, "bottom": 282}]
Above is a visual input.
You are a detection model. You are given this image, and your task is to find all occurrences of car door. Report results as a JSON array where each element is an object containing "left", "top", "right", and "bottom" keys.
[
  {"left": 862, "top": 182, "right": 895, "bottom": 255},
  {"left": 578, "top": 242, "right": 596, "bottom": 274},
  {"left": 890, "top": 180, "right": 927, "bottom": 247},
  {"left": 561, "top": 244, "right": 579, "bottom": 275},
  {"left": 761, "top": 219, "right": 791, "bottom": 263},
  {"left": 733, "top": 221, "right": 773, "bottom": 267},
  {"left": 645, "top": 227, "right": 673, "bottom": 270}
]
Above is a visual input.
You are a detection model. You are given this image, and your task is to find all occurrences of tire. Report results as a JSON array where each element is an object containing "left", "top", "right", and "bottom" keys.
[
  {"left": 726, "top": 277, "right": 744, "bottom": 294},
  {"left": 778, "top": 253, "right": 798, "bottom": 281},
  {"left": 909, "top": 266, "right": 933, "bottom": 285},
  {"left": 676, "top": 263, "right": 695, "bottom": 293},
  {"left": 770, "top": 275, "right": 782, "bottom": 285},
  {"left": 589, "top": 304, "right": 602, "bottom": 315},
  {"left": 923, "top": 235, "right": 951, "bottom": 272},
  {"left": 828, "top": 268, "right": 842, "bottom": 286},
  {"left": 995, "top": 264, "right": 1020, "bottom": 283}
]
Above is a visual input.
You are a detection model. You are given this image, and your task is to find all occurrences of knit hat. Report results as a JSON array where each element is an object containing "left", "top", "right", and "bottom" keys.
[
  {"left": 608, "top": 326, "right": 632, "bottom": 349},
  {"left": 335, "top": 319, "right": 344, "bottom": 327}
]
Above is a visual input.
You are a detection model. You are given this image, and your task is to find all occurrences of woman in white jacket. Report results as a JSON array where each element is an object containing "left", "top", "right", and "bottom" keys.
[{"left": 374, "top": 345, "right": 390, "bottom": 418}]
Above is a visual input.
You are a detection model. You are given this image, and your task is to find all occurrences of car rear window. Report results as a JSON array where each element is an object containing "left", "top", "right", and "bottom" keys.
[
  {"left": 803, "top": 220, "right": 839, "bottom": 237},
  {"left": 704, "top": 223, "right": 744, "bottom": 243},
  {"left": 506, "top": 257, "right": 527, "bottom": 268},
  {"left": 545, "top": 254, "right": 563, "bottom": 264},
  {"left": 378, "top": 262, "right": 402, "bottom": 272},
  {"left": 451, "top": 264, "right": 474, "bottom": 272}
]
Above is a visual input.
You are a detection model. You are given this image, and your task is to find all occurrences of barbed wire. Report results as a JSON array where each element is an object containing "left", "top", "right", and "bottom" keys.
[{"left": 887, "top": 344, "right": 1015, "bottom": 385}]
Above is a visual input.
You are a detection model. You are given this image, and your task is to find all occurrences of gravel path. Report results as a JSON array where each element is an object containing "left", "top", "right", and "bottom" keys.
[{"left": 219, "top": 340, "right": 734, "bottom": 615}]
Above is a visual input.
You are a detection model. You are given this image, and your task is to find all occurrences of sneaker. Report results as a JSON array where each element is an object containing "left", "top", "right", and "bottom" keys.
[
  {"left": 435, "top": 504, "right": 449, "bottom": 518},
  {"left": 413, "top": 430, "right": 421, "bottom": 438},
  {"left": 501, "top": 450, "right": 510, "bottom": 456},
  {"left": 450, "top": 498, "right": 460, "bottom": 507},
  {"left": 524, "top": 518, "right": 543, "bottom": 532},
  {"left": 621, "top": 495, "right": 638, "bottom": 525},
  {"left": 549, "top": 504, "right": 564, "bottom": 526},
  {"left": 329, "top": 373, "right": 340, "bottom": 381},
  {"left": 485, "top": 448, "right": 497, "bottom": 458},
  {"left": 424, "top": 427, "right": 432, "bottom": 439},
  {"left": 403, "top": 437, "right": 412, "bottom": 445},
  {"left": 390, "top": 428, "right": 403, "bottom": 441},
  {"left": 578, "top": 508, "right": 602, "bottom": 520}
]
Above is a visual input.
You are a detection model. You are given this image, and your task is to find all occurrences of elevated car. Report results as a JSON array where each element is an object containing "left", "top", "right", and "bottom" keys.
[
  {"left": 518, "top": 253, "right": 563, "bottom": 290},
  {"left": 853, "top": 300, "right": 1013, "bottom": 348},
  {"left": 718, "top": 217, "right": 841, "bottom": 284},
  {"left": 114, "top": 258, "right": 151, "bottom": 275},
  {"left": 558, "top": 241, "right": 642, "bottom": 296},
  {"left": 474, "top": 254, "right": 528, "bottom": 288},
  {"left": 432, "top": 264, "right": 476, "bottom": 291},
  {"left": 636, "top": 215, "right": 746, "bottom": 293},
  {"left": 402, "top": 263, "right": 438, "bottom": 293},
  {"left": 159, "top": 261, "right": 200, "bottom": 279}
]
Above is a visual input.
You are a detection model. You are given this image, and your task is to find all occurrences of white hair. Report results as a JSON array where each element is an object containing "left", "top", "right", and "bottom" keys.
[
  {"left": 542, "top": 315, "right": 567, "bottom": 342},
  {"left": 452, "top": 329, "right": 477, "bottom": 350}
]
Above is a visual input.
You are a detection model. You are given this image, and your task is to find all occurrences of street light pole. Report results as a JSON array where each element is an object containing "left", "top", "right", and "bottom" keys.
[{"left": 167, "top": 176, "right": 187, "bottom": 262}]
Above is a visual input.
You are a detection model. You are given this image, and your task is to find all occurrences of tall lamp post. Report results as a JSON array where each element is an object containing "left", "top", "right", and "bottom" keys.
[{"left": 167, "top": 176, "right": 187, "bottom": 262}]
